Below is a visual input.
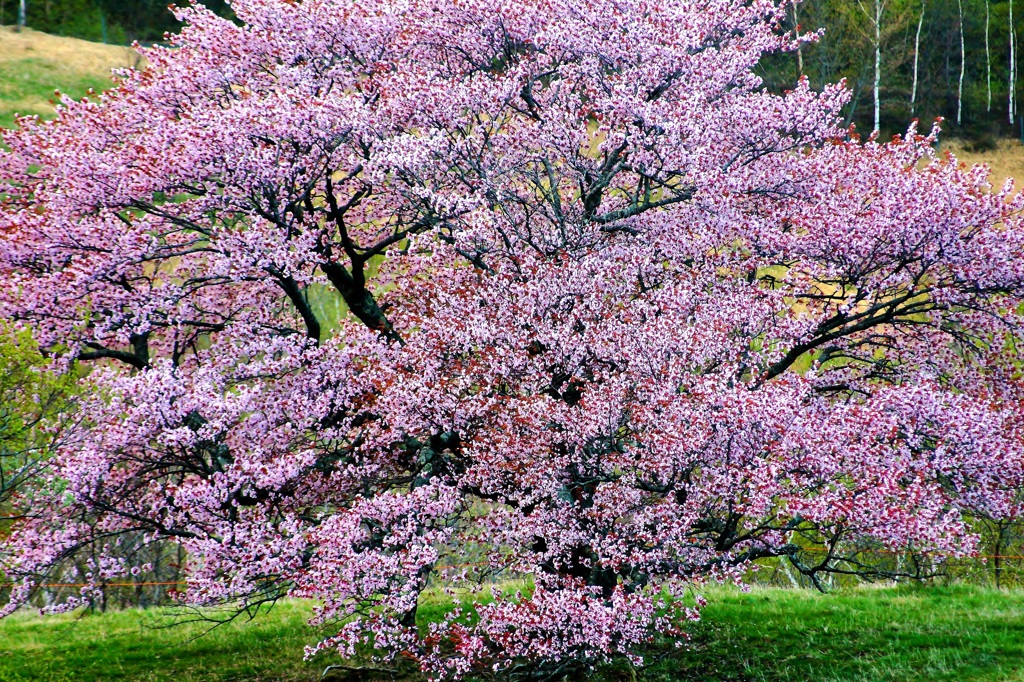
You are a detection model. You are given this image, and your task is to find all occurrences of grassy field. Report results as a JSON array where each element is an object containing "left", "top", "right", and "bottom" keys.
[
  {"left": 0, "top": 585, "right": 1022, "bottom": 682},
  {"left": 0, "top": 26, "right": 140, "bottom": 128}
]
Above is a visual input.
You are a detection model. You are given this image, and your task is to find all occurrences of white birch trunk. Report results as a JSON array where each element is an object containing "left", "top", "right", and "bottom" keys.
[
  {"left": 16, "top": 0, "right": 25, "bottom": 31},
  {"left": 1012, "top": 0, "right": 1017, "bottom": 125},
  {"left": 987, "top": 0, "right": 992, "bottom": 112},
  {"left": 782, "top": 561, "right": 801, "bottom": 589},
  {"left": 874, "top": 0, "right": 882, "bottom": 134},
  {"left": 794, "top": 2, "right": 804, "bottom": 78},
  {"left": 912, "top": 0, "right": 926, "bottom": 117},
  {"left": 957, "top": 0, "right": 965, "bottom": 126},
  {"left": 1007, "top": 0, "right": 1015, "bottom": 124}
]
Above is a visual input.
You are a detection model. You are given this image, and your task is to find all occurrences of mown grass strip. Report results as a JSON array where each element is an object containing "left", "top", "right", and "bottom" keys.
[{"left": 0, "top": 585, "right": 1022, "bottom": 681}]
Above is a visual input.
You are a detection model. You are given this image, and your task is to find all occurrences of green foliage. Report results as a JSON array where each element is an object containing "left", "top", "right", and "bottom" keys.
[
  {"left": 1, "top": 0, "right": 116, "bottom": 43},
  {"left": 0, "top": 587, "right": 1021, "bottom": 681},
  {"left": 0, "top": 0, "right": 233, "bottom": 44},
  {"left": 0, "top": 324, "right": 79, "bottom": 531},
  {"left": 0, "top": 324, "right": 75, "bottom": 450}
]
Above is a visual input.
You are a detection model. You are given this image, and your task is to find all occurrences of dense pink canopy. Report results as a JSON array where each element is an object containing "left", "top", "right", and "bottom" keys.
[{"left": 2, "top": 0, "right": 1023, "bottom": 677}]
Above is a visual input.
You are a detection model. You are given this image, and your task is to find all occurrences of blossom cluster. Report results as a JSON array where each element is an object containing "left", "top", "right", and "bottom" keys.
[{"left": 1, "top": 0, "right": 1023, "bottom": 677}]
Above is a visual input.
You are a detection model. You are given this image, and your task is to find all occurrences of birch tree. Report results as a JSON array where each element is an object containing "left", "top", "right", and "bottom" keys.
[
  {"left": 870, "top": 0, "right": 883, "bottom": 132},
  {"left": 957, "top": 0, "right": 965, "bottom": 125},
  {"left": 856, "top": 0, "right": 912, "bottom": 133},
  {"left": 911, "top": 0, "right": 926, "bottom": 117},
  {"left": 1011, "top": 0, "right": 1017, "bottom": 124},
  {"left": 794, "top": 1, "right": 804, "bottom": 77},
  {"left": 986, "top": 0, "right": 992, "bottom": 112}
]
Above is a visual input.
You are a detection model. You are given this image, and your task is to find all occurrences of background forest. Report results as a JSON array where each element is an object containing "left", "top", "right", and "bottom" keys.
[
  {"left": 761, "top": 0, "right": 1023, "bottom": 144},
  {"left": 0, "top": 0, "right": 233, "bottom": 46},
  {"left": 5, "top": 0, "right": 1021, "bottom": 143}
]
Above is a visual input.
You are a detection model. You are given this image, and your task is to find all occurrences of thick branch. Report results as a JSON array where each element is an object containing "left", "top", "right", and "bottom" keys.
[
  {"left": 266, "top": 267, "right": 322, "bottom": 342},
  {"left": 320, "top": 261, "right": 401, "bottom": 343},
  {"left": 79, "top": 336, "right": 150, "bottom": 370}
]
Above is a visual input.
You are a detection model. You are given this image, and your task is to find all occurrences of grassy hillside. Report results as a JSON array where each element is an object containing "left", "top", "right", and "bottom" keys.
[
  {"left": 0, "top": 26, "right": 140, "bottom": 128},
  {"left": 0, "top": 585, "right": 1022, "bottom": 682}
]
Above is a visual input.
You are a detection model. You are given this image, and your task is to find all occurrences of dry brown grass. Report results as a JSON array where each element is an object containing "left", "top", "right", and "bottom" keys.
[
  {"left": 0, "top": 25, "right": 141, "bottom": 71},
  {"left": 944, "top": 139, "right": 1024, "bottom": 191}
]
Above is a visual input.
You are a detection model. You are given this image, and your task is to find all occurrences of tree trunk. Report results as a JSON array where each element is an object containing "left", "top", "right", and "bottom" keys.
[
  {"left": 16, "top": 0, "right": 25, "bottom": 31},
  {"left": 993, "top": 522, "right": 1004, "bottom": 589},
  {"left": 794, "top": 2, "right": 804, "bottom": 78},
  {"left": 874, "top": 0, "right": 882, "bottom": 134},
  {"left": 957, "top": 0, "right": 965, "bottom": 126},
  {"left": 1011, "top": 0, "right": 1017, "bottom": 124},
  {"left": 987, "top": 0, "right": 993, "bottom": 112},
  {"left": 912, "top": 0, "right": 926, "bottom": 117}
]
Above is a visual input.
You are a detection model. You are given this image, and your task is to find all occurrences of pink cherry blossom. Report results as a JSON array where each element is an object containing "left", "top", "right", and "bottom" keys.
[{"left": 2, "top": 0, "right": 1023, "bottom": 678}]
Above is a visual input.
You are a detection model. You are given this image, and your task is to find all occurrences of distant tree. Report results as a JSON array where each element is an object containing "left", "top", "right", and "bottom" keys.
[
  {"left": 912, "top": 0, "right": 927, "bottom": 116},
  {"left": 958, "top": 0, "right": 966, "bottom": 124},
  {"left": 94, "top": 0, "right": 234, "bottom": 43},
  {"left": 865, "top": 0, "right": 886, "bottom": 132},
  {"left": 1, "top": 0, "right": 233, "bottom": 44},
  {"left": 1013, "top": 0, "right": 1018, "bottom": 123},
  {"left": 987, "top": 0, "right": 993, "bottom": 111},
  {"left": 0, "top": 326, "right": 79, "bottom": 535}
]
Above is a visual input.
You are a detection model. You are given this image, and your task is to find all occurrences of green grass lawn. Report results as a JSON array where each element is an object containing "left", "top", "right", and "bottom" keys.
[
  {"left": 0, "top": 600, "right": 340, "bottom": 682},
  {"left": 643, "top": 585, "right": 1024, "bottom": 682},
  {"left": 0, "top": 585, "right": 1021, "bottom": 681}
]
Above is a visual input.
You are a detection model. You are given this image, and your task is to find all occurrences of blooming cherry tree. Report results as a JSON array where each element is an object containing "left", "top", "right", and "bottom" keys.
[{"left": 2, "top": 0, "right": 1024, "bottom": 678}]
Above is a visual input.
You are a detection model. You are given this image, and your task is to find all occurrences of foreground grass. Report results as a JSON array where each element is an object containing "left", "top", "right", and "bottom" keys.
[
  {"left": 643, "top": 585, "right": 1024, "bottom": 682},
  {"left": 0, "top": 600, "right": 345, "bottom": 682},
  {"left": 0, "top": 585, "right": 1021, "bottom": 681}
]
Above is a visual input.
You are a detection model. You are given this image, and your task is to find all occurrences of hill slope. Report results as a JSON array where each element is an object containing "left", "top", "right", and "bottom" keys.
[{"left": 0, "top": 26, "right": 140, "bottom": 128}]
